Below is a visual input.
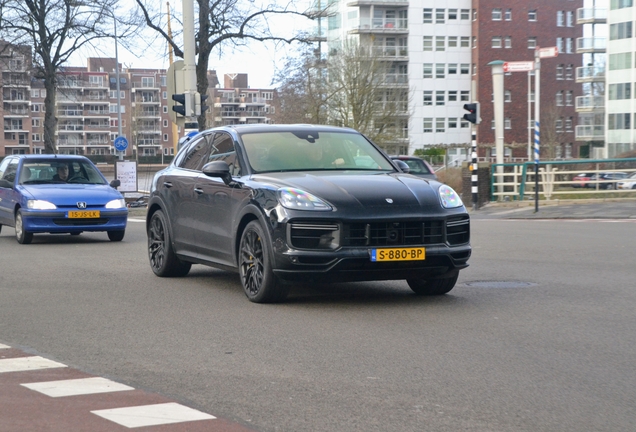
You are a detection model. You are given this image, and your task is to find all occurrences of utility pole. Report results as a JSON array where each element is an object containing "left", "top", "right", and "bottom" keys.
[{"left": 166, "top": 2, "right": 180, "bottom": 156}]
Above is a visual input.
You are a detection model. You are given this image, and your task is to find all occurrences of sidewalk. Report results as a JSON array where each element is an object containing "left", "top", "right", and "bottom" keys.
[{"left": 468, "top": 198, "right": 636, "bottom": 220}]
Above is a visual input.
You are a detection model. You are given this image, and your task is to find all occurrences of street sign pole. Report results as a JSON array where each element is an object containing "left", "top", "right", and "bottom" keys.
[{"left": 534, "top": 50, "right": 541, "bottom": 213}]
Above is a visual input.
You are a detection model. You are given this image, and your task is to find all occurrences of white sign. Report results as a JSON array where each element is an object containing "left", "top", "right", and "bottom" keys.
[
  {"left": 115, "top": 161, "right": 138, "bottom": 193},
  {"left": 537, "top": 46, "right": 559, "bottom": 58},
  {"left": 503, "top": 61, "right": 535, "bottom": 73}
]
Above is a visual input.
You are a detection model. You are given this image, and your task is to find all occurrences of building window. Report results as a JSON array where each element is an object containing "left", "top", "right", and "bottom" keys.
[
  {"left": 460, "top": 36, "right": 470, "bottom": 48},
  {"left": 528, "top": 10, "right": 537, "bottom": 21},
  {"left": 556, "top": 64, "right": 564, "bottom": 79},
  {"left": 163, "top": 119, "right": 168, "bottom": 127},
  {"left": 610, "top": 21, "right": 633, "bottom": 40},
  {"left": 448, "top": 91, "right": 458, "bottom": 101},
  {"left": 504, "top": 37, "right": 512, "bottom": 49},
  {"left": 608, "top": 113, "right": 631, "bottom": 129},
  {"left": 566, "top": 11, "right": 574, "bottom": 27},
  {"left": 423, "top": 63, "right": 433, "bottom": 78},
  {"left": 423, "top": 91, "right": 433, "bottom": 105},
  {"left": 566, "top": 91, "right": 573, "bottom": 106},
  {"left": 460, "top": 9, "right": 469, "bottom": 20},
  {"left": 608, "top": 82, "right": 632, "bottom": 99},
  {"left": 556, "top": 118, "right": 563, "bottom": 132},
  {"left": 460, "top": 91, "right": 470, "bottom": 101},
  {"left": 557, "top": 10, "right": 564, "bottom": 27},
  {"left": 162, "top": 91, "right": 167, "bottom": 99},
  {"left": 472, "top": 36, "right": 477, "bottom": 48},
  {"left": 528, "top": 37, "right": 537, "bottom": 49},
  {"left": 436, "top": 36, "right": 445, "bottom": 51},
  {"left": 609, "top": 52, "right": 632, "bottom": 70},
  {"left": 556, "top": 37, "right": 563, "bottom": 52},
  {"left": 448, "top": 9, "right": 457, "bottom": 20},
  {"left": 423, "top": 8, "right": 432, "bottom": 23},
  {"left": 423, "top": 36, "right": 433, "bottom": 51},
  {"left": 566, "top": 118, "right": 573, "bottom": 132},
  {"left": 436, "top": 8, "right": 445, "bottom": 23},
  {"left": 163, "top": 106, "right": 168, "bottom": 113},
  {"left": 504, "top": 90, "right": 512, "bottom": 102},
  {"left": 32, "top": 118, "right": 41, "bottom": 127},
  {"left": 448, "top": 36, "right": 458, "bottom": 47},
  {"left": 448, "top": 64, "right": 458, "bottom": 75},
  {"left": 423, "top": 118, "right": 432, "bottom": 132},
  {"left": 435, "top": 118, "right": 445, "bottom": 132},
  {"left": 492, "top": 37, "right": 502, "bottom": 48},
  {"left": 556, "top": 91, "right": 564, "bottom": 106},
  {"left": 436, "top": 91, "right": 445, "bottom": 105},
  {"left": 565, "top": 64, "right": 574, "bottom": 79},
  {"left": 566, "top": 38, "right": 573, "bottom": 54},
  {"left": 436, "top": 64, "right": 445, "bottom": 78},
  {"left": 610, "top": 0, "right": 634, "bottom": 10},
  {"left": 472, "top": 9, "right": 477, "bottom": 20},
  {"left": 492, "top": 8, "right": 502, "bottom": 20},
  {"left": 504, "top": 9, "right": 511, "bottom": 21},
  {"left": 448, "top": 118, "right": 458, "bottom": 129},
  {"left": 504, "top": 118, "right": 511, "bottom": 129},
  {"left": 460, "top": 63, "right": 470, "bottom": 74},
  {"left": 163, "top": 134, "right": 169, "bottom": 141}
]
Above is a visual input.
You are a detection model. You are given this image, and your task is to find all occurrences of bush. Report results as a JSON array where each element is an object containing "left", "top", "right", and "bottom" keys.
[{"left": 437, "top": 167, "right": 462, "bottom": 192}]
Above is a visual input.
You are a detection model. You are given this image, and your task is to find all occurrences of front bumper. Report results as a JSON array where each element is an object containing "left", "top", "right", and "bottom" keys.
[{"left": 21, "top": 209, "right": 128, "bottom": 233}]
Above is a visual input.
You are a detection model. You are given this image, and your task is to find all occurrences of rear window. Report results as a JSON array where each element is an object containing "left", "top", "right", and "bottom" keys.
[{"left": 402, "top": 159, "right": 432, "bottom": 175}]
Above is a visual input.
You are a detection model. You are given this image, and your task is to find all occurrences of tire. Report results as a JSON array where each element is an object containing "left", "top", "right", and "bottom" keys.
[
  {"left": 147, "top": 210, "right": 191, "bottom": 277},
  {"left": 239, "top": 221, "right": 288, "bottom": 303},
  {"left": 0, "top": 224, "right": 2, "bottom": 234},
  {"left": 15, "top": 209, "right": 33, "bottom": 244},
  {"left": 107, "top": 230, "right": 125, "bottom": 242},
  {"left": 407, "top": 270, "right": 459, "bottom": 296}
]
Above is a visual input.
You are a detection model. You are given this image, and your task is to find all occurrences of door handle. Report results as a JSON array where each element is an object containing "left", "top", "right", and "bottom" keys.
[
  {"left": 163, "top": 182, "right": 173, "bottom": 188},
  {"left": 194, "top": 187, "right": 203, "bottom": 194}
]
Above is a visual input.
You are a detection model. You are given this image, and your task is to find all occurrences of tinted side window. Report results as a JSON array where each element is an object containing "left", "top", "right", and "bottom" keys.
[
  {"left": 1, "top": 159, "right": 19, "bottom": 183},
  {"left": 207, "top": 133, "right": 241, "bottom": 176},
  {"left": 179, "top": 136, "right": 211, "bottom": 170}
]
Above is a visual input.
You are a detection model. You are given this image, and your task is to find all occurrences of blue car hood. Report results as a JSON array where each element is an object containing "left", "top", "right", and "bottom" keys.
[{"left": 19, "top": 184, "right": 123, "bottom": 206}]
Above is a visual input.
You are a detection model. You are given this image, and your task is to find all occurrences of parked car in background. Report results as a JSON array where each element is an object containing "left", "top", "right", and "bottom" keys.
[
  {"left": 146, "top": 124, "right": 470, "bottom": 303},
  {"left": 588, "top": 172, "right": 628, "bottom": 190},
  {"left": 390, "top": 155, "right": 438, "bottom": 181},
  {"left": 0, "top": 155, "right": 127, "bottom": 244},
  {"left": 617, "top": 172, "right": 636, "bottom": 190},
  {"left": 572, "top": 172, "right": 596, "bottom": 188}
]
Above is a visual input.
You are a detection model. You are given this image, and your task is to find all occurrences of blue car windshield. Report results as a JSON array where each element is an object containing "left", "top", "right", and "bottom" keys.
[
  {"left": 240, "top": 130, "right": 396, "bottom": 173},
  {"left": 19, "top": 159, "right": 108, "bottom": 185}
]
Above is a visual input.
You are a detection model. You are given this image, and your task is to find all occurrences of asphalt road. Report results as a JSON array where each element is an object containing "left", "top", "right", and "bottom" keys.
[{"left": 1, "top": 208, "right": 635, "bottom": 431}]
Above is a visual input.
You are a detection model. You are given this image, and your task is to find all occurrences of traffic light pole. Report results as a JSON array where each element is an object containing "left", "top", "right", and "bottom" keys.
[
  {"left": 470, "top": 128, "right": 478, "bottom": 211},
  {"left": 182, "top": 0, "right": 197, "bottom": 118},
  {"left": 534, "top": 51, "right": 541, "bottom": 213}
]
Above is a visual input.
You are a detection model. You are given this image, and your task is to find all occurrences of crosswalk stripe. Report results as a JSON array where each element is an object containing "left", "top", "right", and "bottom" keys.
[
  {"left": 0, "top": 356, "right": 67, "bottom": 373},
  {"left": 21, "top": 377, "right": 134, "bottom": 397},
  {"left": 0, "top": 343, "right": 9, "bottom": 349},
  {"left": 91, "top": 402, "right": 216, "bottom": 428}
]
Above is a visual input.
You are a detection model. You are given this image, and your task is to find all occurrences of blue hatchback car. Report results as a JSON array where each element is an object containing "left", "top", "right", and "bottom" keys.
[{"left": 0, "top": 155, "right": 128, "bottom": 244}]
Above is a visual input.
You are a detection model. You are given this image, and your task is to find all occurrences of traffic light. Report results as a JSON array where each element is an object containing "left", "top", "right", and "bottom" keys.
[
  {"left": 463, "top": 102, "right": 481, "bottom": 124},
  {"left": 194, "top": 92, "right": 209, "bottom": 116},
  {"left": 172, "top": 93, "right": 187, "bottom": 117}
]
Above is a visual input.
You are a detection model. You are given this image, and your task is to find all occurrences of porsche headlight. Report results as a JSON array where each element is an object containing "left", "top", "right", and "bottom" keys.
[
  {"left": 105, "top": 199, "right": 126, "bottom": 209},
  {"left": 438, "top": 184, "right": 463, "bottom": 209},
  {"left": 27, "top": 200, "right": 57, "bottom": 210},
  {"left": 278, "top": 187, "right": 332, "bottom": 211}
]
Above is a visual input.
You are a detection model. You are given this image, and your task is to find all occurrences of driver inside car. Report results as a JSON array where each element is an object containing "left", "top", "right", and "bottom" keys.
[{"left": 52, "top": 164, "right": 70, "bottom": 182}]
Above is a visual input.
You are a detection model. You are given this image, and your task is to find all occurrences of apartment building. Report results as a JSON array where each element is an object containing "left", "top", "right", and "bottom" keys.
[
  {"left": 605, "top": 0, "right": 636, "bottom": 158},
  {"left": 0, "top": 48, "right": 278, "bottom": 157},
  {"left": 324, "top": 1, "right": 584, "bottom": 159}
]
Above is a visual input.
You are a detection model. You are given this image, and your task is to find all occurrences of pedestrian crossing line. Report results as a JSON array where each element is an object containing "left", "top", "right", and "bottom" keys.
[
  {"left": 91, "top": 402, "right": 216, "bottom": 428},
  {"left": 21, "top": 377, "right": 134, "bottom": 398},
  {"left": 0, "top": 356, "right": 67, "bottom": 374},
  {"left": 0, "top": 343, "right": 9, "bottom": 349}
]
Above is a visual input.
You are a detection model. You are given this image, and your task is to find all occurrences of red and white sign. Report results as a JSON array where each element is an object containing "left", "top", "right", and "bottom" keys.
[
  {"left": 503, "top": 61, "right": 535, "bottom": 73},
  {"left": 537, "top": 46, "right": 559, "bottom": 58}
]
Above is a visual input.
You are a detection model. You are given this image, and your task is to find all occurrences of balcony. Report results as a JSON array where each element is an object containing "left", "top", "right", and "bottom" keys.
[
  {"left": 372, "top": 47, "right": 408, "bottom": 60},
  {"left": 575, "top": 96, "right": 604, "bottom": 113},
  {"left": 3, "top": 107, "right": 29, "bottom": 117},
  {"left": 576, "top": 8, "right": 607, "bottom": 25},
  {"left": 575, "top": 125, "right": 605, "bottom": 141},
  {"left": 576, "top": 37, "right": 606, "bottom": 54},
  {"left": 132, "top": 81, "right": 160, "bottom": 90},
  {"left": 576, "top": 66, "right": 605, "bottom": 83},
  {"left": 348, "top": 18, "right": 408, "bottom": 35},
  {"left": 347, "top": 0, "right": 408, "bottom": 6}
]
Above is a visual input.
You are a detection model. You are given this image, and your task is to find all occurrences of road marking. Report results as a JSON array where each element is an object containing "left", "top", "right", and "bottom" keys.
[
  {"left": 0, "top": 356, "right": 67, "bottom": 373},
  {"left": 91, "top": 402, "right": 216, "bottom": 428},
  {"left": 128, "top": 218, "right": 146, "bottom": 223},
  {"left": 0, "top": 343, "right": 9, "bottom": 349},
  {"left": 21, "top": 377, "right": 134, "bottom": 397}
]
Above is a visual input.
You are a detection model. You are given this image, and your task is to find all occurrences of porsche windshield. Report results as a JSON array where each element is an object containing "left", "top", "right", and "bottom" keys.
[{"left": 240, "top": 130, "right": 396, "bottom": 173}]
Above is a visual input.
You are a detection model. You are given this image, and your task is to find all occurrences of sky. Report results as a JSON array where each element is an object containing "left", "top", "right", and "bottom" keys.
[{"left": 69, "top": 1, "right": 313, "bottom": 90}]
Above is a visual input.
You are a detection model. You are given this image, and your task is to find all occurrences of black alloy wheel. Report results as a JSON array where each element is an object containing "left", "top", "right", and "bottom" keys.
[
  {"left": 147, "top": 210, "right": 191, "bottom": 277},
  {"left": 15, "top": 209, "right": 33, "bottom": 244},
  {"left": 239, "top": 221, "right": 288, "bottom": 303},
  {"left": 407, "top": 270, "right": 459, "bottom": 296}
]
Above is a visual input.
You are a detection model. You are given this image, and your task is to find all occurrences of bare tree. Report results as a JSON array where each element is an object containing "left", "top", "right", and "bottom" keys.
[
  {"left": 134, "top": 0, "right": 314, "bottom": 131},
  {"left": 0, "top": 0, "right": 134, "bottom": 154}
]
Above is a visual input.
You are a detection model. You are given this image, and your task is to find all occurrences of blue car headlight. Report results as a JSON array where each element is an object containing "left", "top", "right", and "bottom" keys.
[
  {"left": 105, "top": 199, "right": 127, "bottom": 209},
  {"left": 438, "top": 184, "right": 463, "bottom": 209},
  {"left": 278, "top": 187, "right": 332, "bottom": 211},
  {"left": 27, "top": 200, "right": 57, "bottom": 210}
]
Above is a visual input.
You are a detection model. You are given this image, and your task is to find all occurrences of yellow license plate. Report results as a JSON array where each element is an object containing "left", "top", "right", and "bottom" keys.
[
  {"left": 370, "top": 247, "right": 426, "bottom": 262},
  {"left": 68, "top": 210, "right": 100, "bottom": 218}
]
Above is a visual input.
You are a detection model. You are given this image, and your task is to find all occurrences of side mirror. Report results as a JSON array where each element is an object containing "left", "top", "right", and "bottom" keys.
[
  {"left": 202, "top": 161, "right": 232, "bottom": 185},
  {"left": 110, "top": 179, "right": 121, "bottom": 188},
  {"left": 394, "top": 160, "right": 410, "bottom": 174},
  {"left": 0, "top": 179, "right": 13, "bottom": 189}
]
